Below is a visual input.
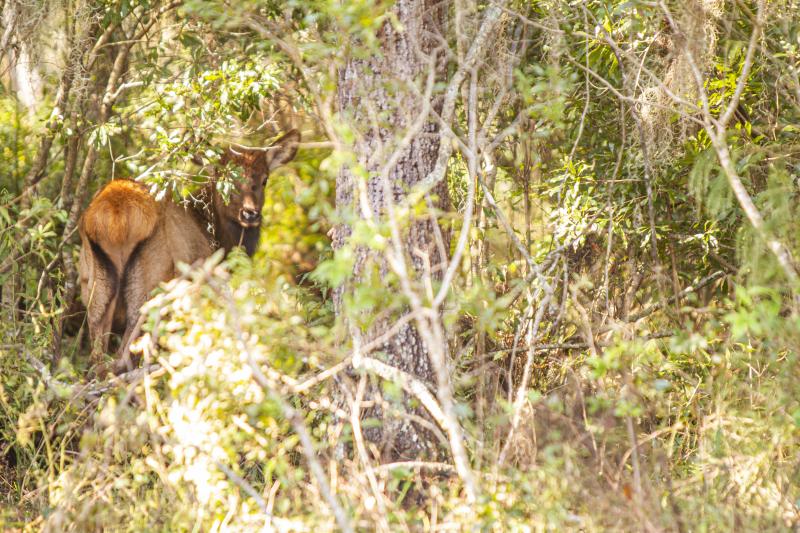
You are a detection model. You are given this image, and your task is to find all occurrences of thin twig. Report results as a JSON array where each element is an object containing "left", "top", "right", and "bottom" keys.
[{"left": 214, "top": 461, "right": 307, "bottom": 531}]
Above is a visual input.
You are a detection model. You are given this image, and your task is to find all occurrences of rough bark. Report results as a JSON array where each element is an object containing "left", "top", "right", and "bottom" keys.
[{"left": 335, "top": 0, "right": 449, "bottom": 460}]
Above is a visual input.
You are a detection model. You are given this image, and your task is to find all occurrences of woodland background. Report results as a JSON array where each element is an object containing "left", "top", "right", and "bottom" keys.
[{"left": 1, "top": 0, "right": 800, "bottom": 530}]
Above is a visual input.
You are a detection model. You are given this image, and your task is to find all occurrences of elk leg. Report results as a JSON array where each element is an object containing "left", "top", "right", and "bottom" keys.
[
  {"left": 80, "top": 238, "right": 120, "bottom": 377},
  {"left": 86, "top": 280, "right": 118, "bottom": 376},
  {"left": 115, "top": 307, "right": 144, "bottom": 374},
  {"left": 113, "top": 256, "right": 155, "bottom": 374}
]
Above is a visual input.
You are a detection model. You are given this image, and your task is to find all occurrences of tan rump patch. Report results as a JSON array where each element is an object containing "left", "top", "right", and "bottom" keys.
[{"left": 81, "top": 179, "right": 159, "bottom": 248}]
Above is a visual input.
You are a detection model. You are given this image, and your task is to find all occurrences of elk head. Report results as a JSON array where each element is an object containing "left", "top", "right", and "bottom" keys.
[{"left": 211, "top": 129, "right": 300, "bottom": 255}]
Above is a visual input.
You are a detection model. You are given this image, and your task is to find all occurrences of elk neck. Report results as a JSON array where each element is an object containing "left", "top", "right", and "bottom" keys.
[{"left": 191, "top": 184, "right": 261, "bottom": 257}]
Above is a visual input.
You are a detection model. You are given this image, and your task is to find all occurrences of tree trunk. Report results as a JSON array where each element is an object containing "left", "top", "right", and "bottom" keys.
[{"left": 335, "top": 0, "right": 449, "bottom": 460}]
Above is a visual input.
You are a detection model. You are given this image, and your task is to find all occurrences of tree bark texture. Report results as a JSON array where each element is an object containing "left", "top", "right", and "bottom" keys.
[{"left": 335, "top": 0, "right": 450, "bottom": 460}]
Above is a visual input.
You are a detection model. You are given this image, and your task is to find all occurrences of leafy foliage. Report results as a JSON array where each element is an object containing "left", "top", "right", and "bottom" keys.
[{"left": 2, "top": 0, "right": 800, "bottom": 530}]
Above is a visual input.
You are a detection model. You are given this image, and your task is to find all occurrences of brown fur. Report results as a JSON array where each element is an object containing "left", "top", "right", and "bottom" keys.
[
  {"left": 81, "top": 180, "right": 158, "bottom": 247},
  {"left": 78, "top": 130, "right": 300, "bottom": 374},
  {"left": 81, "top": 180, "right": 159, "bottom": 273}
]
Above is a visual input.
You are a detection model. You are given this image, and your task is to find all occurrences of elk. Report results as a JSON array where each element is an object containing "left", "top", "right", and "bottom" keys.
[{"left": 78, "top": 130, "right": 300, "bottom": 374}]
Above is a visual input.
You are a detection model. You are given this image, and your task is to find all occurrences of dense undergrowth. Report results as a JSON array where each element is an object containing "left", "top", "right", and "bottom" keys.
[{"left": 2, "top": 0, "right": 800, "bottom": 530}]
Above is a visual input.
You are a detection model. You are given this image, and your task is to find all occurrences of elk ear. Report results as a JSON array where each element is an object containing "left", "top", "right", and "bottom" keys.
[{"left": 265, "top": 129, "right": 300, "bottom": 171}]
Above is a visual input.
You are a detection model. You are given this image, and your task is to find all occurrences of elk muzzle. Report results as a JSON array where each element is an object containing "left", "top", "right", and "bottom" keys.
[{"left": 239, "top": 207, "right": 262, "bottom": 227}]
